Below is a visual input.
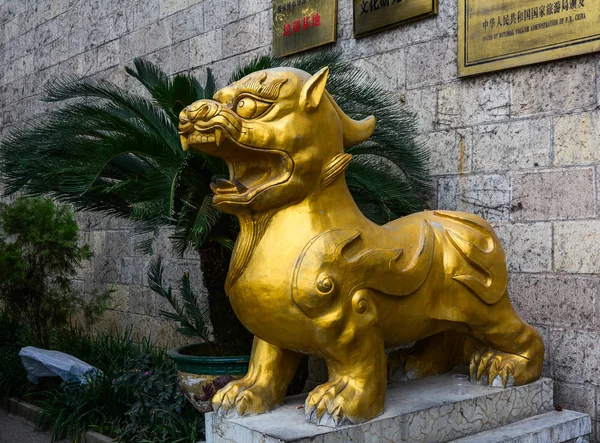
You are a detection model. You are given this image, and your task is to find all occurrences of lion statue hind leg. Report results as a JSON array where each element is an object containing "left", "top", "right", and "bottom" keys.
[
  {"left": 460, "top": 290, "right": 544, "bottom": 388},
  {"left": 388, "top": 331, "right": 482, "bottom": 381}
]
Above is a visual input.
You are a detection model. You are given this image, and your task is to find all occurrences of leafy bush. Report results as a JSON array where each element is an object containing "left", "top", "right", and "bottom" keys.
[
  {"left": 36, "top": 327, "right": 203, "bottom": 442},
  {"left": 0, "top": 309, "right": 29, "bottom": 398},
  {"left": 0, "top": 197, "right": 92, "bottom": 348}
]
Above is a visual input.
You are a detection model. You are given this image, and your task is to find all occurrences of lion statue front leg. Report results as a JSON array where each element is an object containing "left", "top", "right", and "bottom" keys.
[
  {"left": 305, "top": 292, "right": 387, "bottom": 427},
  {"left": 212, "top": 338, "right": 302, "bottom": 417}
]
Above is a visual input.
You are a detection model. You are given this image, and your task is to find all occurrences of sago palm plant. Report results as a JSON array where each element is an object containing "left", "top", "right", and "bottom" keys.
[{"left": 0, "top": 50, "right": 431, "bottom": 355}]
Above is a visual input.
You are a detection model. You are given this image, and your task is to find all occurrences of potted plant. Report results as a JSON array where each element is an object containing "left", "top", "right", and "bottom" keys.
[{"left": 0, "top": 51, "right": 431, "bottom": 410}]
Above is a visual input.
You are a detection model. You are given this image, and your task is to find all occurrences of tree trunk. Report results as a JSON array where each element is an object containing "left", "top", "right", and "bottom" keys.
[{"left": 198, "top": 241, "right": 253, "bottom": 355}]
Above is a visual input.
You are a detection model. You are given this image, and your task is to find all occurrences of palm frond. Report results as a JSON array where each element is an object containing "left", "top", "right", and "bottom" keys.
[{"left": 147, "top": 257, "right": 211, "bottom": 342}]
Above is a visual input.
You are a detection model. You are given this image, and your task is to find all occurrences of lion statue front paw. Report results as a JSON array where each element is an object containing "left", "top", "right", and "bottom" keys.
[{"left": 212, "top": 378, "right": 273, "bottom": 418}]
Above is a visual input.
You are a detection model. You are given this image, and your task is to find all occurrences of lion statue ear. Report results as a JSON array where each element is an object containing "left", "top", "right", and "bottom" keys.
[
  {"left": 301, "top": 66, "right": 376, "bottom": 147},
  {"left": 300, "top": 66, "right": 330, "bottom": 111}
]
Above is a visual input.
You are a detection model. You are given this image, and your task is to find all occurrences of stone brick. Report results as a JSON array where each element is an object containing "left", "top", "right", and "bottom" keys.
[
  {"left": 133, "top": 0, "right": 160, "bottom": 29},
  {"left": 86, "top": 230, "right": 106, "bottom": 253},
  {"left": 105, "top": 6, "right": 133, "bottom": 39},
  {"left": 222, "top": 13, "right": 261, "bottom": 58},
  {"left": 129, "top": 285, "right": 156, "bottom": 316},
  {"left": 338, "top": 0, "right": 353, "bottom": 24},
  {"left": 118, "top": 29, "right": 146, "bottom": 64},
  {"left": 535, "top": 325, "right": 552, "bottom": 378},
  {"left": 126, "top": 313, "right": 159, "bottom": 341},
  {"left": 436, "top": 0, "right": 458, "bottom": 36},
  {"left": 406, "top": 37, "right": 457, "bottom": 89},
  {"left": 168, "top": 3, "right": 204, "bottom": 43},
  {"left": 108, "top": 284, "right": 130, "bottom": 312},
  {"left": 74, "top": 52, "right": 98, "bottom": 78},
  {"left": 555, "top": 221, "right": 600, "bottom": 274},
  {"left": 4, "top": 16, "right": 22, "bottom": 42},
  {"left": 554, "top": 112, "right": 600, "bottom": 166},
  {"left": 105, "top": 231, "right": 134, "bottom": 257},
  {"left": 552, "top": 328, "right": 600, "bottom": 384},
  {"left": 204, "top": 0, "right": 239, "bottom": 32},
  {"left": 353, "top": 49, "right": 406, "bottom": 92},
  {"left": 92, "top": 256, "right": 121, "bottom": 285},
  {"left": 470, "top": 119, "right": 552, "bottom": 172},
  {"left": 438, "top": 174, "right": 510, "bottom": 222},
  {"left": 13, "top": 54, "right": 34, "bottom": 79},
  {"left": 511, "top": 168, "right": 595, "bottom": 222},
  {"left": 405, "top": 87, "right": 437, "bottom": 133},
  {"left": 258, "top": 9, "right": 272, "bottom": 45},
  {"left": 0, "top": 2, "right": 23, "bottom": 26},
  {"left": 423, "top": 130, "right": 470, "bottom": 176},
  {"left": 159, "top": 0, "right": 188, "bottom": 18},
  {"left": 34, "top": 17, "right": 59, "bottom": 47},
  {"left": 344, "top": 12, "right": 440, "bottom": 58},
  {"left": 437, "top": 75, "right": 510, "bottom": 128},
  {"left": 510, "top": 274, "right": 598, "bottom": 328},
  {"left": 9, "top": 29, "right": 35, "bottom": 64},
  {"left": 511, "top": 57, "right": 597, "bottom": 116},
  {"left": 492, "top": 223, "right": 552, "bottom": 272},
  {"left": 239, "top": 0, "right": 270, "bottom": 17},
  {"left": 169, "top": 40, "right": 190, "bottom": 74},
  {"left": 555, "top": 382, "right": 596, "bottom": 418},
  {"left": 119, "top": 257, "right": 144, "bottom": 285},
  {"left": 97, "top": 40, "right": 120, "bottom": 71},
  {"left": 144, "top": 20, "right": 172, "bottom": 54},
  {"left": 189, "top": 29, "right": 222, "bottom": 67},
  {"left": 93, "top": 309, "right": 127, "bottom": 334},
  {"left": 51, "top": 0, "right": 71, "bottom": 18}
]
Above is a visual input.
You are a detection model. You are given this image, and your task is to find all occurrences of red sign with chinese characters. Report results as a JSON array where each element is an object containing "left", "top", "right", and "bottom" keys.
[{"left": 273, "top": 0, "right": 337, "bottom": 57}]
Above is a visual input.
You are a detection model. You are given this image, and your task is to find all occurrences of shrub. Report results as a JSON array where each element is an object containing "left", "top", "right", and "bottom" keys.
[
  {"left": 36, "top": 327, "right": 203, "bottom": 442},
  {"left": 0, "top": 197, "right": 92, "bottom": 348},
  {"left": 0, "top": 309, "right": 29, "bottom": 398}
]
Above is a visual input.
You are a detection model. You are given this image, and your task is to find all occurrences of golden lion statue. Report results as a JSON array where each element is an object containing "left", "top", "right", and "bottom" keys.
[{"left": 178, "top": 67, "right": 544, "bottom": 427}]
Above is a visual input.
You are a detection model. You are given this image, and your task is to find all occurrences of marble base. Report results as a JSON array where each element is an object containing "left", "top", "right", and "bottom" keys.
[{"left": 206, "top": 373, "right": 561, "bottom": 443}]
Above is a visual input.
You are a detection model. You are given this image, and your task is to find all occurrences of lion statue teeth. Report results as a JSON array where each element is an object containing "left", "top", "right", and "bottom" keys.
[{"left": 178, "top": 67, "right": 544, "bottom": 427}]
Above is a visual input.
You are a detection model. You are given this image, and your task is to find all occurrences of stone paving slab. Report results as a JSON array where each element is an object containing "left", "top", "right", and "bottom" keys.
[
  {"left": 0, "top": 409, "right": 67, "bottom": 443},
  {"left": 451, "top": 410, "right": 591, "bottom": 443}
]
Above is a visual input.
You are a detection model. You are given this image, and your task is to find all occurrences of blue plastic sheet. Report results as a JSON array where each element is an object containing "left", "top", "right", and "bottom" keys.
[{"left": 19, "top": 346, "right": 101, "bottom": 385}]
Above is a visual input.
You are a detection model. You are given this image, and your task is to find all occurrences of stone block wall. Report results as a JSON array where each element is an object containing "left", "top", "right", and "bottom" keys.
[{"left": 1, "top": 0, "right": 600, "bottom": 437}]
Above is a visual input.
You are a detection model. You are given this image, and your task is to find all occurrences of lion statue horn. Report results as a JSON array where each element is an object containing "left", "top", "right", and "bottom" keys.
[{"left": 325, "top": 91, "right": 376, "bottom": 149}]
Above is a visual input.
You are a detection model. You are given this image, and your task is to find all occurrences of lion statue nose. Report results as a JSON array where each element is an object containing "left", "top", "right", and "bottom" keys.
[{"left": 180, "top": 100, "right": 219, "bottom": 123}]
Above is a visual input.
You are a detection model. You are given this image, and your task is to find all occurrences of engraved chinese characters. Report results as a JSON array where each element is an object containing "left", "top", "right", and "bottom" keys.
[
  {"left": 353, "top": 0, "right": 438, "bottom": 38},
  {"left": 459, "top": 0, "right": 600, "bottom": 76},
  {"left": 178, "top": 67, "right": 544, "bottom": 426}
]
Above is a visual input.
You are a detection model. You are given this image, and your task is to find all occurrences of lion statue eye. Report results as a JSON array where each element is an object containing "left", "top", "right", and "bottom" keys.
[{"left": 234, "top": 96, "right": 271, "bottom": 119}]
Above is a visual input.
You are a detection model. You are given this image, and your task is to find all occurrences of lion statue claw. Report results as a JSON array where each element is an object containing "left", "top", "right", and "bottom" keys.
[{"left": 178, "top": 67, "right": 544, "bottom": 426}]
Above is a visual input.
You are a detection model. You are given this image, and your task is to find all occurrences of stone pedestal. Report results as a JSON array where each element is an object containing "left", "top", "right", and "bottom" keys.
[{"left": 205, "top": 374, "right": 591, "bottom": 443}]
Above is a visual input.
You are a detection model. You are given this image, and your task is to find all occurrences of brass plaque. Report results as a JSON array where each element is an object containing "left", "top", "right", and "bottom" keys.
[
  {"left": 353, "top": 0, "right": 438, "bottom": 38},
  {"left": 459, "top": 0, "right": 600, "bottom": 77},
  {"left": 273, "top": 0, "right": 337, "bottom": 58}
]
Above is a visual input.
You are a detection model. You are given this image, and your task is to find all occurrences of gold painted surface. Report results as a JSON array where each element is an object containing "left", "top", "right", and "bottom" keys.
[
  {"left": 459, "top": 0, "right": 600, "bottom": 76},
  {"left": 353, "top": 0, "right": 438, "bottom": 38},
  {"left": 272, "top": 0, "right": 337, "bottom": 58},
  {"left": 178, "top": 67, "right": 544, "bottom": 426}
]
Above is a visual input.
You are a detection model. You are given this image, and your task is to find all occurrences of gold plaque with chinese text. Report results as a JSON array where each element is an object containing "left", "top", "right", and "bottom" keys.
[
  {"left": 459, "top": 0, "right": 600, "bottom": 76},
  {"left": 353, "top": 0, "right": 438, "bottom": 38},
  {"left": 273, "top": 0, "right": 337, "bottom": 58}
]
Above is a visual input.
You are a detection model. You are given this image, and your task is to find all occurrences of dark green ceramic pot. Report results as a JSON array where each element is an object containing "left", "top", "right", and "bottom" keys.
[{"left": 168, "top": 343, "right": 250, "bottom": 413}]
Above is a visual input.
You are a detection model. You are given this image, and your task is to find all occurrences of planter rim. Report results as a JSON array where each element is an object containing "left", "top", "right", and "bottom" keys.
[{"left": 168, "top": 343, "right": 250, "bottom": 365}]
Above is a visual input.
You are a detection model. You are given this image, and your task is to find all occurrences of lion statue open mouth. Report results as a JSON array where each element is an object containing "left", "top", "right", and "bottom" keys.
[{"left": 178, "top": 67, "right": 544, "bottom": 427}]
